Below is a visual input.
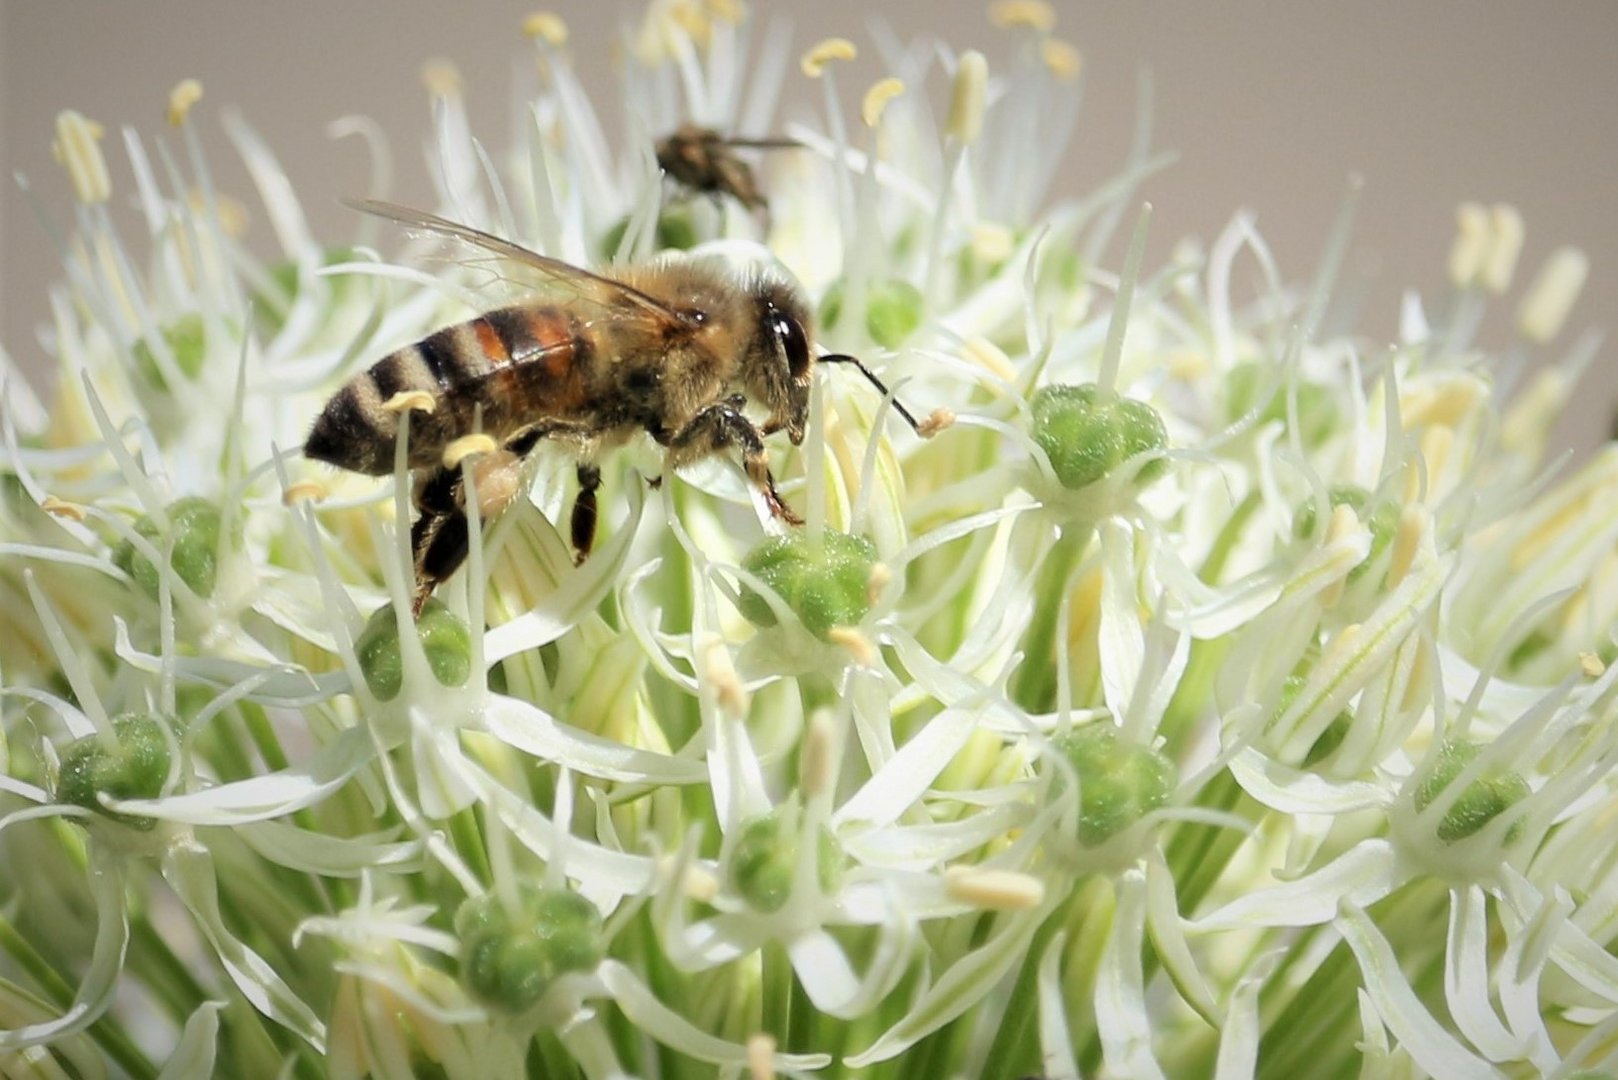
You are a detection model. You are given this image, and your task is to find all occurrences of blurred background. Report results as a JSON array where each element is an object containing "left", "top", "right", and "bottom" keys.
[{"left": 3, "top": 1, "right": 1614, "bottom": 451}]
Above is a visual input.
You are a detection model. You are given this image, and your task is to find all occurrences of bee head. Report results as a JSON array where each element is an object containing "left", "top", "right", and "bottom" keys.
[{"left": 746, "top": 278, "right": 814, "bottom": 443}]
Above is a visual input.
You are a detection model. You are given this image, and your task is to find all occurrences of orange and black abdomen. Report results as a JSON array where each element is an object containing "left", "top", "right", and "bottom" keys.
[{"left": 305, "top": 304, "right": 592, "bottom": 475}]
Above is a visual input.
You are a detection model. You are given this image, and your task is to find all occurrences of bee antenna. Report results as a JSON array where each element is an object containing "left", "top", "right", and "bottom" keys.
[{"left": 817, "top": 353, "right": 923, "bottom": 434}]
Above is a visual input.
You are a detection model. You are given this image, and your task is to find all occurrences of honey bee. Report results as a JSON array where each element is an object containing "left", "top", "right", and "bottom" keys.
[
  {"left": 655, "top": 123, "right": 799, "bottom": 218},
  {"left": 305, "top": 200, "right": 922, "bottom": 612}
]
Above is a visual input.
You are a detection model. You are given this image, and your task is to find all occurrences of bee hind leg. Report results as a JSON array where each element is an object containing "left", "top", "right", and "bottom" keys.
[
  {"left": 410, "top": 468, "right": 470, "bottom": 615},
  {"left": 665, "top": 400, "right": 801, "bottom": 525},
  {"left": 407, "top": 448, "right": 526, "bottom": 614},
  {"left": 571, "top": 464, "right": 602, "bottom": 565}
]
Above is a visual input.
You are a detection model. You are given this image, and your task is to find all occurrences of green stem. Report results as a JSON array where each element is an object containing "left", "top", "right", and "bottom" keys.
[
  {"left": 761, "top": 941, "right": 794, "bottom": 1050},
  {"left": 1010, "top": 525, "right": 1093, "bottom": 713},
  {"left": 0, "top": 913, "right": 158, "bottom": 1080}
]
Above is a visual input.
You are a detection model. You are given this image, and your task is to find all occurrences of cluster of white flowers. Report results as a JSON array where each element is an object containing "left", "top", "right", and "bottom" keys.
[{"left": 2, "top": 2, "right": 1615, "bottom": 1078}]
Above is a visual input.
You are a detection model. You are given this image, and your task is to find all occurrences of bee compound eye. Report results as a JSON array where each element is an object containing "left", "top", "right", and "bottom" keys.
[{"left": 772, "top": 310, "right": 811, "bottom": 380}]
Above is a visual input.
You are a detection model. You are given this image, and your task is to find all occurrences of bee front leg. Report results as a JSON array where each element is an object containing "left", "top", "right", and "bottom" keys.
[{"left": 665, "top": 400, "right": 802, "bottom": 525}]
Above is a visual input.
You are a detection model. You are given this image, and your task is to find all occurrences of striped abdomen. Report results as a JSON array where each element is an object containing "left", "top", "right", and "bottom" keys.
[{"left": 305, "top": 305, "right": 593, "bottom": 474}]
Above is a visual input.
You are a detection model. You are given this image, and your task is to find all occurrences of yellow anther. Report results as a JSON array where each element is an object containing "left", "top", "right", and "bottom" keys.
[
  {"left": 281, "top": 480, "right": 328, "bottom": 505},
  {"left": 421, "top": 58, "right": 462, "bottom": 99},
  {"left": 1415, "top": 425, "right": 1454, "bottom": 502},
  {"left": 167, "top": 79, "right": 204, "bottom": 127},
  {"left": 800, "top": 711, "right": 837, "bottom": 797},
  {"left": 1579, "top": 652, "right": 1606, "bottom": 679},
  {"left": 442, "top": 433, "right": 497, "bottom": 470},
  {"left": 964, "top": 337, "right": 1018, "bottom": 382},
  {"left": 521, "top": 11, "right": 568, "bottom": 45},
  {"left": 1325, "top": 502, "right": 1361, "bottom": 545},
  {"left": 40, "top": 496, "right": 87, "bottom": 522},
  {"left": 52, "top": 110, "right": 110, "bottom": 205},
  {"left": 660, "top": 855, "right": 720, "bottom": 902},
  {"left": 801, "top": 37, "right": 857, "bottom": 78},
  {"left": 1166, "top": 348, "right": 1210, "bottom": 380},
  {"left": 701, "top": 635, "right": 748, "bottom": 717},
  {"left": 865, "top": 562, "right": 892, "bottom": 606},
  {"left": 1399, "top": 373, "right": 1484, "bottom": 430},
  {"left": 1499, "top": 368, "right": 1568, "bottom": 455},
  {"left": 1388, "top": 504, "right": 1429, "bottom": 587},
  {"left": 861, "top": 77, "right": 905, "bottom": 128},
  {"left": 746, "top": 1033, "right": 777, "bottom": 1080},
  {"left": 989, "top": 0, "right": 1056, "bottom": 33},
  {"left": 382, "top": 389, "right": 437, "bottom": 414},
  {"left": 826, "top": 626, "right": 877, "bottom": 666},
  {"left": 188, "top": 189, "right": 248, "bottom": 237},
  {"left": 1482, "top": 203, "right": 1524, "bottom": 294},
  {"left": 1447, "top": 202, "right": 1490, "bottom": 288},
  {"left": 947, "top": 51, "right": 988, "bottom": 144},
  {"left": 916, "top": 408, "right": 956, "bottom": 439},
  {"left": 944, "top": 865, "right": 1047, "bottom": 910},
  {"left": 706, "top": 0, "right": 748, "bottom": 26},
  {"left": 1517, "top": 246, "right": 1589, "bottom": 344},
  {"left": 668, "top": 0, "right": 713, "bottom": 45},
  {"left": 1041, "top": 38, "right": 1083, "bottom": 80},
  {"left": 1324, "top": 623, "right": 1364, "bottom": 668},
  {"left": 970, "top": 221, "right": 1015, "bottom": 263}
]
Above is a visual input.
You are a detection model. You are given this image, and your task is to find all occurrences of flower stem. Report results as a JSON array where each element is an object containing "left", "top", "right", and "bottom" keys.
[
  {"left": 1011, "top": 524, "right": 1093, "bottom": 712},
  {"left": 0, "top": 912, "right": 158, "bottom": 1080}
]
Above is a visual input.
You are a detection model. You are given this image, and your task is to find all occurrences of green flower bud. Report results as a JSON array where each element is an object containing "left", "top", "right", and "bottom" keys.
[
  {"left": 112, "top": 496, "right": 232, "bottom": 600},
  {"left": 132, "top": 314, "right": 207, "bottom": 391},
  {"left": 1226, "top": 363, "right": 1338, "bottom": 446},
  {"left": 57, "top": 713, "right": 172, "bottom": 830},
  {"left": 1292, "top": 485, "right": 1397, "bottom": 582},
  {"left": 1029, "top": 384, "right": 1168, "bottom": 491},
  {"left": 600, "top": 208, "right": 698, "bottom": 259},
  {"left": 1052, "top": 724, "right": 1176, "bottom": 847},
  {"left": 727, "top": 809, "right": 843, "bottom": 913},
  {"left": 738, "top": 530, "right": 879, "bottom": 640},
  {"left": 456, "top": 886, "right": 605, "bottom": 1013},
  {"left": 819, "top": 278, "right": 925, "bottom": 349},
  {"left": 1413, "top": 739, "right": 1531, "bottom": 843},
  {"left": 354, "top": 598, "right": 473, "bottom": 702}
]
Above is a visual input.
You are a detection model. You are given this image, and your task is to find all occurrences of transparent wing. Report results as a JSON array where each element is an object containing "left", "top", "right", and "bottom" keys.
[{"left": 344, "top": 199, "right": 693, "bottom": 327}]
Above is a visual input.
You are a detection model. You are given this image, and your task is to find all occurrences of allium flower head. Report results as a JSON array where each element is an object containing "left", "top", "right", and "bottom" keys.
[{"left": 2, "top": 3, "right": 1616, "bottom": 1078}]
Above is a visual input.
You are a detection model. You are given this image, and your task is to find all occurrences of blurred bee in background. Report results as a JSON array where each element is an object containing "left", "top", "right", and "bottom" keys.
[
  {"left": 655, "top": 123, "right": 799, "bottom": 220},
  {"left": 305, "top": 200, "right": 923, "bottom": 612}
]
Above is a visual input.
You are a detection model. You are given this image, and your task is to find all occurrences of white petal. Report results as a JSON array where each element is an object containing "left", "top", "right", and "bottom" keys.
[
  {"left": 1444, "top": 885, "right": 1524, "bottom": 1063},
  {"left": 846, "top": 908, "right": 1043, "bottom": 1067},
  {"left": 1193, "top": 839, "right": 1402, "bottom": 931},
  {"left": 155, "top": 1002, "right": 226, "bottom": 1080},
  {"left": 1036, "top": 931, "right": 1081, "bottom": 1080},
  {"left": 0, "top": 846, "right": 127, "bottom": 1051},
  {"left": 237, "top": 821, "right": 420, "bottom": 877},
  {"left": 1228, "top": 747, "right": 1388, "bottom": 816},
  {"left": 110, "top": 726, "right": 373, "bottom": 825},
  {"left": 833, "top": 704, "right": 982, "bottom": 829},
  {"left": 1095, "top": 869, "right": 1167, "bottom": 1080},
  {"left": 163, "top": 840, "right": 326, "bottom": 1051},
  {"left": 483, "top": 693, "right": 703, "bottom": 785},
  {"left": 1336, "top": 901, "right": 1505, "bottom": 1080},
  {"left": 597, "top": 961, "right": 830, "bottom": 1071}
]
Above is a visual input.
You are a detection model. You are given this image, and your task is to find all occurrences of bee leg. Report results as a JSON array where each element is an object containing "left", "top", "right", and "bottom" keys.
[
  {"left": 571, "top": 464, "right": 602, "bottom": 565},
  {"left": 665, "top": 401, "right": 802, "bottom": 525},
  {"left": 408, "top": 450, "right": 527, "bottom": 613},
  {"left": 410, "top": 467, "right": 469, "bottom": 615}
]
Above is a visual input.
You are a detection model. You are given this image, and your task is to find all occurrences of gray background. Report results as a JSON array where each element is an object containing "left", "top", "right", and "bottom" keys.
[{"left": 3, "top": 2, "right": 1614, "bottom": 451}]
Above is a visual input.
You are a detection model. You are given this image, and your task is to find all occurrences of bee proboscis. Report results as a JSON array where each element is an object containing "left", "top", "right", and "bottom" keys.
[{"left": 305, "top": 200, "right": 923, "bottom": 612}]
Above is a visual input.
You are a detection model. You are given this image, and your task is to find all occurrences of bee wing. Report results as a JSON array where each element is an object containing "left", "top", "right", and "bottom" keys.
[{"left": 345, "top": 199, "right": 695, "bottom": 327}]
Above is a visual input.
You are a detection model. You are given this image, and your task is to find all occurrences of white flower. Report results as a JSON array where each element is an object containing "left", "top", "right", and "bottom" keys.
[{"left": 2, "top": 2, "right": 1614, "bottom": 1077}]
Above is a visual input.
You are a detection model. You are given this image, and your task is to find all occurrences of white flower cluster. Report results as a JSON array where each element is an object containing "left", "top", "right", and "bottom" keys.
[{"left": 1, "top": 3, "right": 1615, "bottom": 1078}]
